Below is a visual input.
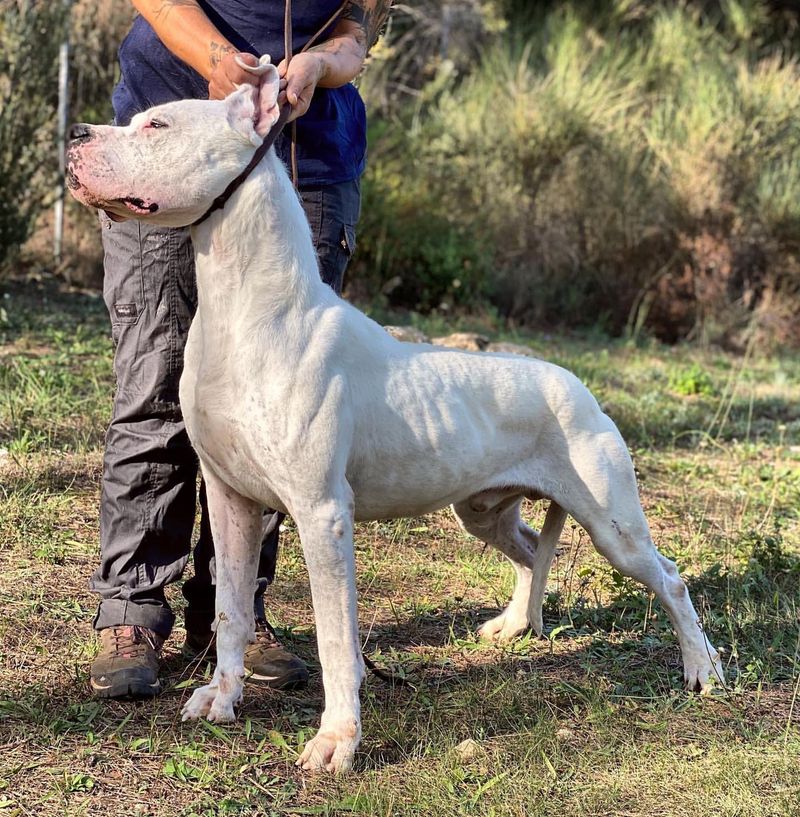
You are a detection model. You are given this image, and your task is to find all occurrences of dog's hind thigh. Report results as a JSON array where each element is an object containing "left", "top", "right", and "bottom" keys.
[
  {"left": 182, "top": 464, "right": 263, "bottom": 724},
  {"left": 453, "top": 489, "right": 545, "bottom": 642}
]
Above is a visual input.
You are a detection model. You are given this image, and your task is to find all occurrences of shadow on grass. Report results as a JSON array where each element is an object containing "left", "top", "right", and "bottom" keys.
[
  {"left": 5, "top": 530, "right": 797, "bottom": 722},
  {"left": 0, "top": 454, "right": 101, "bottom": 494},
  {"left": 0, "top": 276, "right": 107, "bottom": 344},
  {"left": 0, "top": 520, "right": 797, "bottom": 782}
]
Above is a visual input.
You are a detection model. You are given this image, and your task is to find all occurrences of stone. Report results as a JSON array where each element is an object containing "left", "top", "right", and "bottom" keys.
[
  {"left": 431, "top": 332, "right": 489, "bottom": 351},
  {"left": 383, "top": 325, "right": 429, "bottom": 344},
  {"left": 485, "top": 341, "right": 536, "bottom": 357}
]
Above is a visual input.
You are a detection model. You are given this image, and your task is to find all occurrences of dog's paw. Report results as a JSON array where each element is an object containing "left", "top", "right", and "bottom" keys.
[
  {"left": 181, "top": 684, "right": 218, "bottom": 721},
  {"left": 181, "top": 681, "right": 241, "bottom": 722},
  {"left": 683, "top": 649, "right": 725, "bottom": 694},
  {"left": 208, "top": 698, "right": 237, "bottom": 722},
  {"left": 478, "top": 611, "right": 529, "bottom": 642},
  {"left": 296, "top": 721, "right": 360, "bottom": 773}
]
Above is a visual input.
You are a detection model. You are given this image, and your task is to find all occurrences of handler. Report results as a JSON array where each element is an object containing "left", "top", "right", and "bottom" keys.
[{"left": 90, "top": 0, "right": 391, "bottom": 698}]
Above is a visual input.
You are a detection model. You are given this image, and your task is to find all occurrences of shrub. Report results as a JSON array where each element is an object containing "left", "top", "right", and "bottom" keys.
[
  {"left": 0, "top": 1, "right": 68, "bottom": 271},
  {"left": 69, "top": 0, "right": 132, "bottom": 124},
  {"left": 353, "top": 121, "right": 492, "bottom": 312},
  {"left": 359, "top": 0, "right": 800, "bottom": 345},
  {"left": 668, "top": 363, "right": 715, "bottom": 396}
]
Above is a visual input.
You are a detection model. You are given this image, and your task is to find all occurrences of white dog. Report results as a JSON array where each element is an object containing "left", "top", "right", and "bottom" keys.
[{"left": 68, "top": 59, "right": 723, "bottom": 773}]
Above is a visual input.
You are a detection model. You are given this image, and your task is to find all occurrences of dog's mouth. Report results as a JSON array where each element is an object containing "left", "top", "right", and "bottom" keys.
[
  {"left": 118, "top": 197, "right": 159, "bottom": 215},
  {"left": 101, "top": 197, "right": 160, "bottom": 223}
]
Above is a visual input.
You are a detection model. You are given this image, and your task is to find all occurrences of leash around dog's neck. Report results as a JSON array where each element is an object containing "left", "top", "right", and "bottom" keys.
[{"left": 191, "top": 103, "right": 292, "bottom": 227}]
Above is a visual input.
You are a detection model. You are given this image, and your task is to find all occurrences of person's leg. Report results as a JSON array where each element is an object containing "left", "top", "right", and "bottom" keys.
[
  {"left": 181, "top": 480, "right": 217, "bottom": 638},
  {"left": 299, "top": 178, "right": 361, "bottom": 295},
  {"left": 90, "top": 216, "right": 200, "bottom": 697}
]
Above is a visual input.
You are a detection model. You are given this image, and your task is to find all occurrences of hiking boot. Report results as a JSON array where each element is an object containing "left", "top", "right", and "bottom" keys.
[
  {"left": 182, "top": 619, "right": 309, "bottom": 690},
  {"left": 245, "top": 618, "right": 309, "bottom": 689},
  {"left": 181, "top": 628, "right": 217, "bottom": 662},
  {"left": 90, "top": 625, "right": 163, "bottom": 699}
]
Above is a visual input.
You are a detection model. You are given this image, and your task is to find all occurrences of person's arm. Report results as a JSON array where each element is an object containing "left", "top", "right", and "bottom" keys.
[
  {"left": 277, "top": 0, "right": 394, "bottom": 120},
  {"left": 131, "top": 0, "right": 264, "bottom": 98},
  {"left": 132, "top": 0, "right": 393, "bottom": 120},
  {"left": 131, "top": 0, "right": 242, "bottom": 81}
]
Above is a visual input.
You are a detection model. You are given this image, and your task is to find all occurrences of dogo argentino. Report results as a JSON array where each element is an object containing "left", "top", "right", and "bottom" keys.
[{"left": 67, "top": 58, "right": 724, "bottom": 773}]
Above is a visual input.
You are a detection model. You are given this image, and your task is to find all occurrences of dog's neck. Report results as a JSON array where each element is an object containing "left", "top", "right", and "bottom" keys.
[{"left": 189, "top": 150, "right": 332, "bottom": 331}]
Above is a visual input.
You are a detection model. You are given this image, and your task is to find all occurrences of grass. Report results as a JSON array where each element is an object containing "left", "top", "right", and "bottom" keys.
[{"left": 0, "top": 278, "right": 799, "bottom": 816}]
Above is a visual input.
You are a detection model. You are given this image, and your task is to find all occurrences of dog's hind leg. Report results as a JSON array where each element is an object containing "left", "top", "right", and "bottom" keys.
[
  {"left": 558, "top": 430, "right": 724, "bottom": 691},
  {"left": 182, "top": 465, "right": 263, "bottom": 723},
  {"left": 526, "top": 500, "right": 567, "bottom": 636},
  {"left": 591, "top": 518, "right": 723, "bottom": 691},
  {"left": 454, "top": 490, "right": 564, "bottom": 641}
]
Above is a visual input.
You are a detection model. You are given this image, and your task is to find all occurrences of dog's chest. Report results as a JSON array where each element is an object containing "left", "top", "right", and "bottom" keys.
[{"left": 185, "top": 401, "right": 288, "bottom": 513}]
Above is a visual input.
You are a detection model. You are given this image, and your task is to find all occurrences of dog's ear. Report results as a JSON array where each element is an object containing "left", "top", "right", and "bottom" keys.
[
  {"left": 226, "top": 57, "right": 281, "bottom": 145},
  {"left": 252, "top": 63, "right": 281, "bottom": 138},
  {"left": 226, "top": 85, "right": 262, "bottom": 147}
]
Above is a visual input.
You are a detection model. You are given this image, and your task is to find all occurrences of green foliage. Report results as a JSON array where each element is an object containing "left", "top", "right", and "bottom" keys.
[
  {"left": 743, "top": 527, "right": 800, "bottom": 588},
  {"left": 0, "top": 2, "right": 68, "bottom": 270},
  {"left": 0, "top": 284, "right": 111, "bottom": 454},
  {"left": 359, "top": 0, "right": 800, "bottom": 344},
  {"left": 668, "top": 363, "right": 715, "bottom": 396},
  {"left": 357, "top": 123, "right": 492, "bottom": 312},
  {"left": 68, "top": 0, "right": 131, "bottom": 124}
]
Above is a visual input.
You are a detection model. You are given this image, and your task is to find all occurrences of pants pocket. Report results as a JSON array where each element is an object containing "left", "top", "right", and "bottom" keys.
[{"left": 101, "top": 220, "right": 146, "bottom": 346}]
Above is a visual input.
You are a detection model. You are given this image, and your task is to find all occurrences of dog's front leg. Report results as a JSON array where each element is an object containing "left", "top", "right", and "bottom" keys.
[
  {"left": 295, "top": 491, "right": 363, "bottom": 773},
  {"left": 182, "top": 464, "right": 263, "bottom": 723}
]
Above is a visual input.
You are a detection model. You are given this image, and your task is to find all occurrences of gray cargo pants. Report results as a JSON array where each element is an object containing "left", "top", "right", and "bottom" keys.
[{"left": 91, "top": 179, "right": 360, "bottom": 638}]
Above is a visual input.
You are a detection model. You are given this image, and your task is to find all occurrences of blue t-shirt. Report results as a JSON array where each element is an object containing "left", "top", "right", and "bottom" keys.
[{"left": 112, "top": 0, "right": 367, "bottom": 186}]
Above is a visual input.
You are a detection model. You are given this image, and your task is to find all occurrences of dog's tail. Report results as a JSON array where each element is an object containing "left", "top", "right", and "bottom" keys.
[{"left": 527, "top": 500, "right": 568, "bottom": 637}]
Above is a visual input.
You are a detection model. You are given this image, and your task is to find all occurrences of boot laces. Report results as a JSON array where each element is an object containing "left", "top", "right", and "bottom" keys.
[
  {"left": 254, "top": 618, "right": 282, "bottom": 649},
  {"left": 106, "top": 625, "right": 161, "bottom": 658}
]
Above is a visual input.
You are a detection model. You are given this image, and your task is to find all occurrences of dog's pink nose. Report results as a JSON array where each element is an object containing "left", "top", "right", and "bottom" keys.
[{"left": 68, "top": 123, "right": 93, "bottom": 142}]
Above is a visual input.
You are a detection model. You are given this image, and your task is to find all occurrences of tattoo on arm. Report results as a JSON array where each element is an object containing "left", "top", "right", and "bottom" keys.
[
  {"left": 209, "top": 40, "right": 236, "bottom": 69},
  {"left": 308, "top": 39, "right": 349, "bottom": 57},
  {"left": 153, "top": 0, "right": 201, "bottom": 21},
  {"left": 341, "top": 0, "right": 366, "bottom": 25}
]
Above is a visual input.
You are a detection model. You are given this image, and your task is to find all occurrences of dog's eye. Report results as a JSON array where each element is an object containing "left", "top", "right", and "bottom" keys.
[{"left": 147, "top": 120, "right": 168, "bottom": 129}]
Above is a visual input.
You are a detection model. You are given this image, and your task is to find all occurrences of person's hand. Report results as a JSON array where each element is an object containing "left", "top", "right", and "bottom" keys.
[
  {"left": 277, "top": 53, "right": 326, "bottom": 121},
  {"left": 209, "top": 50, "right": 260, "bottom": 100}
]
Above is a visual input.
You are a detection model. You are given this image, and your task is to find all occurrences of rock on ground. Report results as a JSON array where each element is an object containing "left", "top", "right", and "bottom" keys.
[
  {"left": 383, "top": 328, "right": 535, "bottom": 357},
  {"left": 383, "top": 325, "right": 430, "bottom": 344},
  {"left": 485, "top": 341, "right": 536, "bottom": 357},
  {"left": 431, "top": 332, "right": 490, "bottom": 351}
]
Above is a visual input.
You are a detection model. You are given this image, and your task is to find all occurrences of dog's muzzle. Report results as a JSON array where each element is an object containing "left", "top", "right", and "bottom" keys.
[{"left": 68, "top": 123, "right": 93, "bottom": 143}]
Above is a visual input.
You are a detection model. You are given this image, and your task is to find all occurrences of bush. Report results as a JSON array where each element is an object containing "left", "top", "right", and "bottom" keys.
[
  {"left": 354, "top": 120, "right": 493, "bottom": 312},
  {"left": 0, "top": 1, "right": 68, "bottom": 271},
  {"left": 69, "top": 0, "right": 132, "bottom": 124},
  {"left": 358, "top": 0, "right": 800, "bottom": 345}
]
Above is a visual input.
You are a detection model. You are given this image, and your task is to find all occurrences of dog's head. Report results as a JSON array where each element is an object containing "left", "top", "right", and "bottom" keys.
[{"left": 67, "top": 57, "right": 281, "bottom": 227}]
